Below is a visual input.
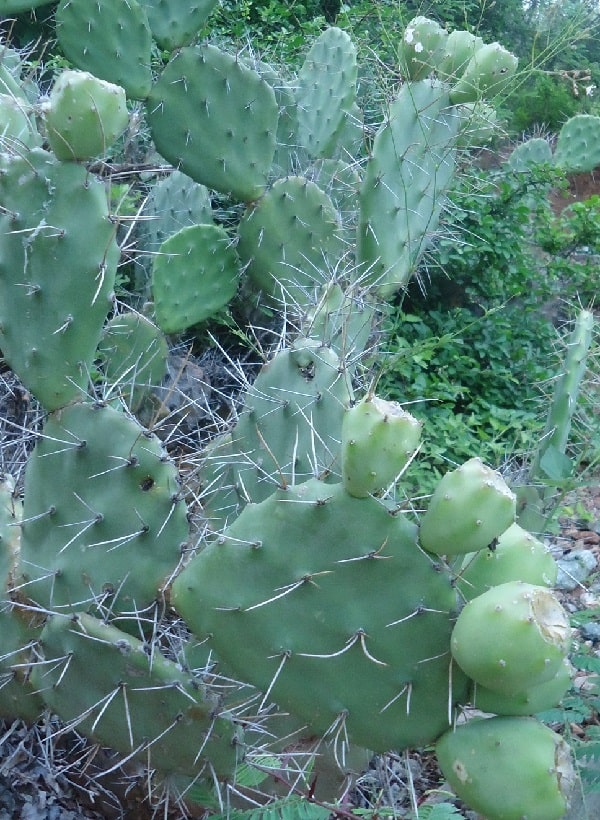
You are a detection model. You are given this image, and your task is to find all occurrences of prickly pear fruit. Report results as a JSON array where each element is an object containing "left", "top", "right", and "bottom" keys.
[
  {"left": 419, "top": 457, "right": 516, "bottom": 556},
  {"left": 450, "top": 42, "right": 518, "bottom": 104},
  {"left": 458, "top": 522, "right": 557, "bottom": 601},
  {"left": 399, "top": 16, "right": 448, "bottom": 80},
  {"left": 451, "top": 581, "right": 570, "bottom": 695},
  {"left": 435, "top": 716, "right": 575, "bottom": 820},
  {"left": 436, "top": 30, "right": 483, "bottom": 81},
  {"left": 341, "top": 395, "right": 421, "bottom": 497},
  {"left": 44, "top": 70, "right": 128, "bottom": 161},
  {"left": 471, "top": 657, "right": 573, "bottom": 716}
]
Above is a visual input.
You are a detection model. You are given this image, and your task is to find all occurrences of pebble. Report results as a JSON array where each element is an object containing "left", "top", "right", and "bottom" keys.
[
  {"left": 580, "top": 621, "right": 600, "bottom": 642},
  {"left": 555, "top": 549, "right": 598, "bottom": 591}
]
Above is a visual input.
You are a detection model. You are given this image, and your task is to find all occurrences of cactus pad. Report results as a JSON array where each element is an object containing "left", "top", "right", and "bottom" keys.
[
  {"left": 152, "top": 223, "right": 240, "bottom": 334},
  {"left": 147, "top": 45, "right": 279, "bottom": 202},
  {"left": 0, "top": 149, "right": 118, "bottom": 410},
  {"left": 56, "top": 0, "right": 153, "bottom": 100},
  {"left": 172, "top": 478, "right": 469, "bottom": 751},
  {"left": 18, "top": 402, "right": 189, "bottom": 621}
]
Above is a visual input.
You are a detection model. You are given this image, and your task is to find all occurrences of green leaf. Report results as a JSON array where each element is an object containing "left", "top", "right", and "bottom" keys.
[{"left": 539, "top": 445, "right": 573, "bottom": 481}]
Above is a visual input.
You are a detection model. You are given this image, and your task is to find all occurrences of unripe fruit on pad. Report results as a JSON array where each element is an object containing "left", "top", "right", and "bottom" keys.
[
  {"left": 451, "top": 581, "right": 570, "bottom": 695},
  {"left": 341, "top": 395, "right": 421, "bottom": 497},
  {"left": 450, "top": 42, "right": 518, "bottom": 105},
  {"left": 399, "top": 16, "right": 448, "bottom": 81},
  {"left": 435, "top": 716, "right": 575, "bottom": 820},
  {"left": 45, "top": 70, "right": 128, "bottom": 161},
  {"left": 458, "top": 522, "right": 558, "bottom": 601},
  {"left": 419, "top": 457, "right": 516, "bottom": 556},
  {"left": 471, "top": 657, "right": 573, "bottom": 717}
]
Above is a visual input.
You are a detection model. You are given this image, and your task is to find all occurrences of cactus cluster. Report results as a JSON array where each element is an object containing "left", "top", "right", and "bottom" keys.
[{"left": 0, "top": 7, "right": 589, "bottom": 818}]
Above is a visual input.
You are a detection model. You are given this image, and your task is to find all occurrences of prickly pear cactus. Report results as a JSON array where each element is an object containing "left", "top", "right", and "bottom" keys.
[{"left": 0, "top": 11, "right": 578, "bottom": 818}]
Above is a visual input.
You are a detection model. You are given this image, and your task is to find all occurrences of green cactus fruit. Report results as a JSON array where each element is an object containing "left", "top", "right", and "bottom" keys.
[
  {"left": 44, "top": 70, "right": 129, "bottom": 161},
  {"left": 471, "top": 657, "right": 573, "bottom": 716},
  {"left": 32, "top": 612, "right": 244, "bottom": 777},
  {"left": 451, "top": 581, "right": 570, "bottom": 695},
  {"left": 97, "top": 312, "right": 168, "bottom": 413},
  {"left": 435, "top": 716, "right": 575, "bottom": 820},
  {"left": 419, "top": 458, "right": 516, "bottom": 556},
  {"left": 56, "top": 0, "right": 153, "bottom": 100},
  {"left": 152, "top": 223, "right": 240, "bottom": 334},
  {"left": 0, "top": 149, "right": 118, "bottom": 411},
  {"left": 18, "top": 402, "right": 189, "bottom": 621},
  {"left": 341, "top": 395, "right": 421, "bottom": 497},
  {"left": 458, "top": 523, "right": 557, "bottom": 601},
  {"left": 450, "top": 42, "right": 518, "bottom": 105},
  {"left": 147, "top": 44, "right": 279, "bottom": 202},
  {"left": 238, "top": 177, "right": 343, "bottom": 309},
  {"left": 435, "top": 30, "right": 484, "bottom": 82},
  {"left": 0, "top": 92, "right": 40, "bottom": 151},
  {"left": 508, "top": 137, "right": 553, "bottom": 171},
  {"left": 295, "top": 27, "right": 358, "bottom": 159},
  {"left": 137, "top": 0, "right": 219, "bottom": 51},
  {"left": 399, "top": 16, "right": 448, "bottom": 81},
  {"left": 554, "top": 114, "right": 600, "bottom": 174},
  {"left": 0, "top": 475, "right": 45, "bottom": 722},
  {"left": 357, "top": 80, "right": 461, "bottom": 298},
  {"left": 172, "top": 478, "right": 470, "bottom": 752}
]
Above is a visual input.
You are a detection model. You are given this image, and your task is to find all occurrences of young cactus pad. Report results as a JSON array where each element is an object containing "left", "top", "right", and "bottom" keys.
[
  {"left": 341, "top": 395, "right": 421, "bottom": 497},
  {"left": 357, "top": 80, "right": 461, "bottom": 298},
  {"left": 435, "top": 716, "right": 575, "bottom": 820},
  {"left": 147, "top": 44, "right": 279, "bottom": 202},
  {"left": 450, "top": 581, "right": 570, "bottom": 695},
  {"left": 152, "top": 223, "right": 240, "bottom": 334},
  {"left": 419, "top": 457, "right": 516, "bottom": 556},
  {"left": 44, "top": 69, "right": 129, "bottom": 161},
  {"left": 294, "top": 26, "right": 358, "bottom": 159},
  {"left": 171, "top": 478, "right": 470, "bottom": 752},
  {"left": 238, "top": 176, "right": 343, "bottom": 309},
  {"left": 18, "top": 402, "right": 189, "bottom": 620},
  {"left": 137, "top": 0, "right": 219, "bottom": 52}
]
